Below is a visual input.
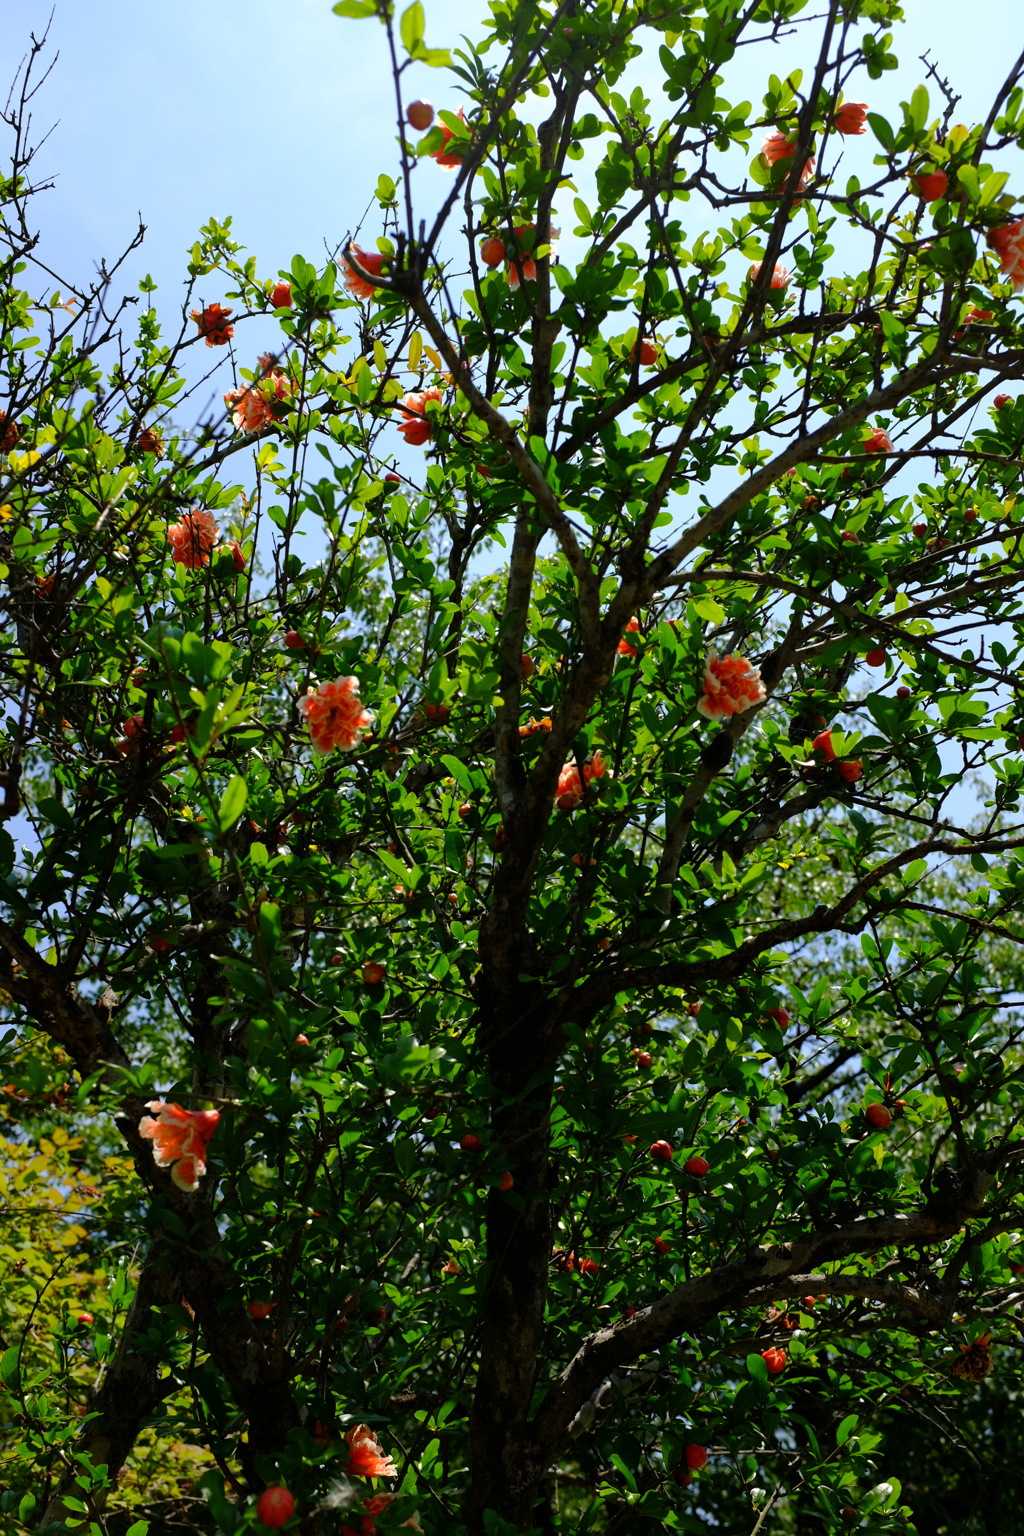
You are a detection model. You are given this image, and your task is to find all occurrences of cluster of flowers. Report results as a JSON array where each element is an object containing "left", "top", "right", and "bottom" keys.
[
  {"left": 166, "top": 509, "right": 245, "bottom": 571},
  {"left": 397, "top": 386, "right": 444, "bottom": 446},
  {"left": 190, "top": 283, "right": 291, "bottom": 347},
  {"left": 988, "top": 222, "right": 1024, "bottom": 291},
  {"left": 555, "top": 751, "right": 608, "bottom": 811},
  {"left": 479, "top": 223, "right": 559, "bottom": 290},
  {"left": 616, "top": 623, "right": 766, "bottom": 722},
  {"left": 332, "top": 1424, "right": 420, "bottom": 1534},
  {"left": 696, "top": 654, "right": 767, "bottom": 719},
  {"left": 757, "top": 100, "right": 866, "bottom": 201},
  {"left": 224, "top": 354, "right": 297, "bottom": 436},
  {"left": 138, "top": 1101, "right": 220, "bottom": 1191},
  {"left": 191, "top": 303, "right": 234, "bottom": 346},
  {"left": 300, "top": 676, "right": 373, "bottom": 753}
]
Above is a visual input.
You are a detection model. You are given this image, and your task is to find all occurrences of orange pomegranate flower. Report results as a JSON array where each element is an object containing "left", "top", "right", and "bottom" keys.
[
  {"left": 697, "top": 654, "right": 766, "bottom": 719},
  {"left": 190, "top": 303, "right": 234, "bottom": 346},
  {"left": 506, "top": 224, "right": 559, "bottom": 291},
  {"left": 339, "top": 244, "right": 388, "bottom": 300},
  {"left": 167, "top": 509, "right": 219, "bottom": 568},
  {"left": 299, "top": 676, "right": 372, "bottom": 754},
  {"left": 761, "top": 131, "right": 796, "bottom": 167},
  {"left": 431, "top": 107, "right": 470, "bottom": 169},
  {"left": 748, "top": 261, "right": 790, "bottom": 290},
  {"left": 951, "top": 1332, "right": 993, "bottom": 1381},
  {"left": 342, "top": 1424, "right": 397, "bottom": 1480},
  {"left": 397, "top": 386, "right": 444, "bottom": 446},
  {"left": 760, "top": 133, "right": 814, "bottom": 196},
  {"left": 138, "top": 1101, "right": 219, "bottom": 1192},
  {"left": 617, "top": 616, "right": 641, "bottom": 656},
  {"left": 863, "top": 427, "right": 892, "bottom": 455},
  {"left": 340, "top": 1494, "right": 421, "bottom": 1536},
  {"left": 555, "top": 752, "right": 608, "bottom": 810},
  {"left": 224, "top": 364, "right": 296, "bottom": 435},
  {"left": 834, "top": 102, "right": 868, "bottom": 135},
  {"left": 988, "top": 221, "right": 1024, "bottom": 291}
]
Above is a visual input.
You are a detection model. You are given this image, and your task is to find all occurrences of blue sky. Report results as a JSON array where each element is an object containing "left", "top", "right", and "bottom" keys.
[
  {"left": 12, "top": 0, "right": 1018, "bottom": 317},
  {"left": 7, "top": 0, "right": 1015, "bottom": 825}
]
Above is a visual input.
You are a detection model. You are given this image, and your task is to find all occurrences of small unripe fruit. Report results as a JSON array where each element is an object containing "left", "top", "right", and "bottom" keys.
[
  {"left": 632, "top": 1049, "right": 653, "bottom": 1068},
  {"left": 406, "top": 100, "right": 435, "bottom": 130},
  {"left": 649, "top": 1139, "right": 674, "bottom": 1161},
  {"left": 362, "top": 961, "right": 385, "bottom": 985},
  {"left": 496, "top": 1170, "right": 514, "bottom": 1191},
  {"left": 865, "top": 1103, "right": 892, "bottom": 1130},
  {"left": 913, "top": 169, "right": 947, "bottom": 201},
  {"left": 684, "top": 1444, "right": 708, "bottom": 1471},
  {"left": 672, "top": 1468, "right": 694, "bottom": 1488},
  {"left": 994, "top": 394, "right": 1012, "bottom": 409},
  {"left": 964, "top": 507, "right": 977, "bottom": 522},
  {"left": 767, "top": 1007, "right": 789, "bottom": 1027},
  {"left": 256, "top": 1488, "right": 295, "bottom": 1528},
  {"left": 521, "top": 653, "right": 535, "bottom": 679},
  {"left": 77, "top": 1312, "right": 94, "bottom": 1325},
  {"left": 249, "top": 1300, "right": 276, "bottom": 1320},
  {"left": 840, "top": 530, "right": 859, "bottom": 544},
  {"left": 865, "top": 647, "right": 886, "bottom": 667},
  {"left": 284, "top": 630, "right": 305, "bottom": 649},
  {"left": 480, "top": 236, "right": 506, "bottom": 268},
  {"left": 683, "top": 1155, "right": 709, "bottom": 1177},
  {"left": 912, "top": 522, "right": 927, "bottom": 537},
  {"left": 631, "top": 338, "right": 658, "bottom": 366},
  {"left": 460, "top": 1133, "right": 483, "bottom": 1153},
  {"left": 384, "top": 471, "right": 402, "bottom": 484},
  {"left": 294, "top": 1034, "right": 310, "bottom": 1046},
  {"left": 836, "top": 759, "right": 863, "bottom": 783},
  {"left": 654, "top": 1237, "right": 671, "bottom": 1255}
]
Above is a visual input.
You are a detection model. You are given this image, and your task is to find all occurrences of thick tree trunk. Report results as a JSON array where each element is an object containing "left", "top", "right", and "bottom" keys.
[{"left": 465, "top": 968, "right": 561, "bottom": 1531}]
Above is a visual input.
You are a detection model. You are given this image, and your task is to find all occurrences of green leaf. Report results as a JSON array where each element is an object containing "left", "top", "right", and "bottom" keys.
[
  {"left": 1, "top": 1345, "right": 20, "bottom": 1391},
  {"left": 836, "top": 1413, "right": 859, "bottom": 1445},
  {"left": 979, "top": 170, "right": 1010, "bottom": 206},
  {"left": 218, "top": 775, "right": 248, "bottom": 833},
  {"left": 908, "top": 84, "right": 929, "bottom": 132},
  {"left": 332, "top": 0, "right": 378, "bottom": 15},
  {"left": 440, "top": 754, "right": 475, "bottom": 794},
  {"left": 867, "top": 112, "right": 896, "bottom": 152},
  {"left": 746, "top": 1352, "right": 768, "bottom": 1382},
  {"left": 957, "top": 164, "right": 981, "bottom": 203},
  {"left": 400, "top": 1, "right": 425, "bottom": 53}
]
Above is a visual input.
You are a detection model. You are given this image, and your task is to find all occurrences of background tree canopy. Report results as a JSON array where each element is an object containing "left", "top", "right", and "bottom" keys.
[{"left": 3, "top": 1, "right": 1024, "bottom": 1533}]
